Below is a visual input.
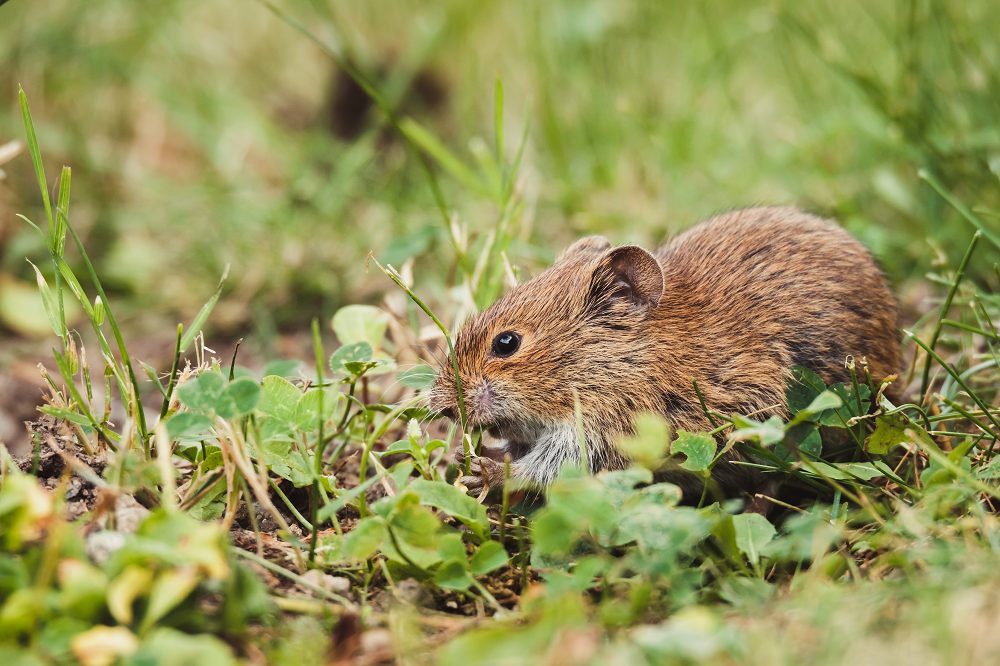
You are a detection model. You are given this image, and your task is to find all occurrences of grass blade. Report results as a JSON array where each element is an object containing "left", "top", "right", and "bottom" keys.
[
  {"left": 369, "top": 254, "right": 467, "bottom": 432},
  {"left": 919, "top": 170, "right": 1000, "bottom": 250},
  {"left": 180, "top": 265, "right": 229, "bottom": 353},
  {"left": 18, "top": 87, "right": 53, "bottom": 240},
  {"left": 257, "top": 0, "right": 456, "bottom": 228},
  {"left": 54, "top": 166, "right": 69, "bottom": 257},
  {"left": 55, "top": 255, "right": 95, "bottom": 319},
  {"left": 399, "top": 118, "right": 488, "bottom": 196},
  {"left": 63, "top": 219, "right": 149, "bottom": 443},
  {"left": 503, "top": 98, "right": 532, "bottom": 204},
  {"left": 494, "top": 73, "right": 504, "bottom": 167},
  {"left": 26, "top": 260, "right": 64, "bottom": 338},
  {"left": 140, "top": 361, "right": 168, "bottom": 398},
  {"left": 919, "top": 231, "right": 979, "bottom": 399},
  {"left": 908, "top": 330, "right": 1000, "bottom": 437}
]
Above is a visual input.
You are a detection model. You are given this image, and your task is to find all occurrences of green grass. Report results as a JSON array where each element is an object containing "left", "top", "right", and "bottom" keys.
[{"left": 3, "top": 1, "right": 1000, "bottom": 664}]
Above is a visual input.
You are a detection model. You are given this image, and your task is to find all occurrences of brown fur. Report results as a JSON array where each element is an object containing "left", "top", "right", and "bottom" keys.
[{"left": 429, "top": 207, "right": 900, "bottom": 499}]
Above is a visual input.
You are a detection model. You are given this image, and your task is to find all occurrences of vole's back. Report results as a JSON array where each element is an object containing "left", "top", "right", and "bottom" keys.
[
  {"left": 642, "top": 207, "right": 899, "bottom": 498},
  {"left": 653, "top": 207, "right": 898, "bottom": 407}
]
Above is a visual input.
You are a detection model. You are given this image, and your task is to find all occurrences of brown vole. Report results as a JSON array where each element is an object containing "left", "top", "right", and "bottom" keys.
[{"left": 429, "top": 207, "right": 900, "bottom": 500}]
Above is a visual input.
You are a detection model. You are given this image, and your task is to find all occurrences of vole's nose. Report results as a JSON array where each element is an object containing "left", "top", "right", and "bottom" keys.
[{"left": 437, "top": 406, "right": 457, "bottom": 421}]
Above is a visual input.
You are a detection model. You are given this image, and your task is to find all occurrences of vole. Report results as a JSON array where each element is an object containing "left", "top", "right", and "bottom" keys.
[{"left": 429, "top": 207, "right": 900, "bottom": 501}]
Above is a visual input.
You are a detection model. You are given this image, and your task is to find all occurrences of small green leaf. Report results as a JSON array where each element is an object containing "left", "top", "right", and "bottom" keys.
[
  {"left": 257, "top": 376, "right": 301, "bottom": 425},
  {"left": 294, "top": 388, "right": 340, "bottom": 431},
  {"left": 342, "top": 518, "right": 386, "bottom": 561},
  {"left": 398, "top": 364, "right": 437, "bottom": 390},
  {"left": 792, "top": 390, "right": 843, "bottom": 424},
  {"left": 671, "top": 430, "right": 716, "bottom": 472},
  {"left": 866, "top": 413, "right": 910, "bottom": 454},
  {"left": 617, "top": 412, "right": 670, "bottom": 471},
  {"left": 389, "top": 503, "right": 441, "bottom": 549},
  {"left": 223, "top": 378, "right": 261, "bottom": 416},
  {"left": 342, "top": 359, "right": 392, "bottom": 378},
  {"left": 140, "top": 569, "right": 199, "bottom": 633},
  {"left": 54, "top": 167, "right": 70, "bottom": 256},
  {"left": 332, "top": 305, "right": 388, "bottom": 350},
  {"left": 166, "top": 413, "right": 213, "bottom": 440},
  {"left": 19, "top": 87, "right": 54, "bottom": 241},
  {"left": 390, "top": 461, "right": 416, "bottom": 492},
  {"left": 262, "top": 440, "right": 314, "bottom": 487},
  {"left": 368, "top": 405, "right": 442, "bottom": 422},
  {"left": 408, "top": 478, "right": 490, "bottom": 539},
  {"left": 434, "top": 560, "right": 473, "bottom": 591},
  {"left": 329, "top": 341, "right": 374, "bottom": 375},
  {"left": 438, "top": 534, "right": 468, "bottom": 563},
  {"left": 977, "top": 454, "right": 1000, "bottom": 479},
  {"left": 382, "top": 440, "right": 417, "bottom": 456},
  {"left": 729, "top": 415, "right": 786, "bottom": 446},
  {"left": 733, "top": 513, "right": 776, "bottom": 564},
  {"left": 187, "top": 490, "right": 227, "bottom": 521},
  {"left": 469, "top": 541, "right": 508, "bottom": 576},
  {"left": 177, "top": 372, "right": 226, "bottom": 413},
  {"left": 55, "top": 256, "right": 94, "bottom": 318}
]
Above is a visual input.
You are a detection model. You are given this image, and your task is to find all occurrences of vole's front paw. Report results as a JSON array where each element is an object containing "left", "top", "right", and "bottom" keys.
[{"left": 453, "top": 450, "right": 505, "bottom": 491}]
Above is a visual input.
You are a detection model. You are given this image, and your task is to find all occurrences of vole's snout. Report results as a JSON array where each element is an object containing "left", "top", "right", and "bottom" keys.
[
  {"left": 472, "top": 381, "right": 494, "bottom": 413},
  {"left": 427, "top": 376, "right": 458, "bottom": 422},
  {"left": 428, "top": 377, "right": 502, "bottom": 429}
]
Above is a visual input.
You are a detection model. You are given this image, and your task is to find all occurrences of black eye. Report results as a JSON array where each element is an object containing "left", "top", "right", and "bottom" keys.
[{"left": 492, "top": 331, "right": 521, "bottom": 358}]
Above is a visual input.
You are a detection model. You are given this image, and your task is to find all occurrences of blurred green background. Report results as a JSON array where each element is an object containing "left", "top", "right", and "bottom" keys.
[{"left": 1, "top": 0, "right": 999, "bottom": 349}]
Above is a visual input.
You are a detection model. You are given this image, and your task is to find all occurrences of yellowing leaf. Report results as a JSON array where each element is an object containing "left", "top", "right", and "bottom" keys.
[
  {"left": 71, "top": 626, "right": 138, "bottom": 666},
  {"left": 140, "top": 567, "right": 200, "bottom": 633},
  {"left": 107, "top": 565, "right": 154, "bottom": 624}
]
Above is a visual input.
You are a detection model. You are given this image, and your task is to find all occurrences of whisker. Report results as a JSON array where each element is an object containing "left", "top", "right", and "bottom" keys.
[{"left": 414, "top": 342, "right": 446, "bottom": 367}]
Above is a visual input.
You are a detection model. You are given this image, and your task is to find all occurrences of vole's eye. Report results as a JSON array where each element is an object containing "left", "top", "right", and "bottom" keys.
[{"left": 492, "top": 331, "right": 521, "bottom": 358}]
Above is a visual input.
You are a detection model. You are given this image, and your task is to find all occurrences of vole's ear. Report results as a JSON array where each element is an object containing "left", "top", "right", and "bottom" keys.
[
  {"left": 557, "top": 236, "right": 611, "bottom": 264},
  {"left": 590, "top": 245, "right": 664, "bottom": 310}
]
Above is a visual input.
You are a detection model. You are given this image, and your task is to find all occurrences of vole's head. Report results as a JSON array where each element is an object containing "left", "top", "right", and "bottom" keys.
[{"left": 429, "top": 236, "right": 665, "bottom": 462}]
